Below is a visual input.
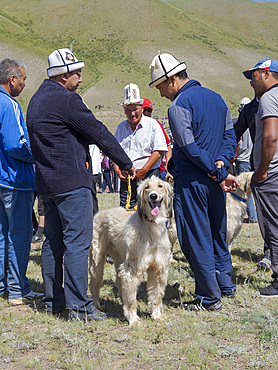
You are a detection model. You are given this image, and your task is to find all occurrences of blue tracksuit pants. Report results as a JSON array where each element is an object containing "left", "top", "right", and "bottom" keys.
[{"left": 174, "top": 171, "right": 236, "bottom": 304}]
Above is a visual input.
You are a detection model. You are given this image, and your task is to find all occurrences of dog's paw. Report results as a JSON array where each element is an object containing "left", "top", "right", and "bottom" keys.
[
  {"left": 130, "top": 319, "right": 142, "bottom": 328},
  {"left": 153, "top": 314, "right": 166, "bottom": 323},
  {"left": 151, "top": 311, "right": 165, "bottom": 322}
]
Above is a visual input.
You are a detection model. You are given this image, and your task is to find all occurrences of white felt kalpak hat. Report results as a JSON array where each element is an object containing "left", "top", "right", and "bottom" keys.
[
  {"left": 238, "top": 97, "right": 251, "bottom": 112},
  {"left": 149, "top": 53, "right": 187, "bottom": 88},
  {"left": 47, "top": 48, "right": 84, "bottom": 77},
  {"left": 123, "top": 83, "right": 144, "bottom": 106}
]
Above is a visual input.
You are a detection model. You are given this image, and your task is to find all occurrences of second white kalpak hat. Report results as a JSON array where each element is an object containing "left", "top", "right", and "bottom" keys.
[
  {"left": 149, "top": 53, "right": 187, "bottom": 88},
  {"left": 123, "top": 83, "right": 144, "bottom": 106},
  {"left": 47, "top": 48, "right": 84, "bottom": 77},
  {"left": 238, "top": 97, "right": 251, "bottom": 112}
]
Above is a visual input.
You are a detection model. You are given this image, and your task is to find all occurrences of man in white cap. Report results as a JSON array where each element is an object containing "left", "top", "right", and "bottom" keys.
[
  {"left": 149, "top": 52, "right": 239, "bottom": 311},
  {"left": 243, "top": 58, "right": 278, "bottom": 297},
  {"left": 114, "top": 83, "right": 167, "bottom": 209},
  {"left": 27, "top": 48, "right": 135, "bottom": 320}
]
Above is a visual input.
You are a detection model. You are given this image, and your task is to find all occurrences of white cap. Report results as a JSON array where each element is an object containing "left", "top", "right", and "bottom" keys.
[
  {"left": 47, "top": 48, "right": 84, "bottom": 77},
  {"left": 238, "top": 97, "right": 251, "bottom": 112},
  {"left": 149, "top": 53, "right": 187, "bottom": 88},
  {"left": 123, "top": 83, "right": 143, "bottom": 106}
]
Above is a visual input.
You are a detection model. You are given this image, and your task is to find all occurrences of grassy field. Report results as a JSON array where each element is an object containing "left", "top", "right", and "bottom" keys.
[{"left": 0, "top": 193, "right": 277, "bottom": 369}]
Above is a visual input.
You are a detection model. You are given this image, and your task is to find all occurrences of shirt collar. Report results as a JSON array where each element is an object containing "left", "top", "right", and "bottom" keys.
[
  {"left": 125, "top": 114, "right": 147, "bottom": 130},
  {"left": 173, "top": 79, "right": 201, "bottom": 101},
  {"left": 0, "top": 86, "right": 12, "bottom": 99}
]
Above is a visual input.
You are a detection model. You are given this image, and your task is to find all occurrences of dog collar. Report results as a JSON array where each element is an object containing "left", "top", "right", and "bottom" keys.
[
  {"left": 230, "top": 192, "right": 247, "bottom": 203},
  {"left": 143, "top": 214, "right": 155, "bottom": 223}
]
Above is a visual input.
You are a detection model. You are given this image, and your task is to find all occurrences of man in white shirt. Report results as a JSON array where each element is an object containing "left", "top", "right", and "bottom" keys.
[{"left": 114, "top": 83, "right": 167, "bottom": 209}]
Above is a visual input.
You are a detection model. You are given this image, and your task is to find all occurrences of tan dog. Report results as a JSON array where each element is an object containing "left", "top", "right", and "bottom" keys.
[
  {"left": 226, "top": 171, "right": 253, "bottom": 251},
  {"left": 89, "top": 176, "right": 173, "bottom": 327}
]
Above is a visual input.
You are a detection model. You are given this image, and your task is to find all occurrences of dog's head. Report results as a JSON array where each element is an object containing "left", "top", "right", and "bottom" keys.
[
  {"left": 234, "top": 171, "right": 253, "bottom": 200},
  {"left": 137, "top": 175, "right": 173, "bottom": 221}
]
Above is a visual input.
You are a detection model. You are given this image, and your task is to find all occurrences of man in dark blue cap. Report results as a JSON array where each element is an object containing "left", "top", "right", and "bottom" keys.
[{"left": 243, "top": 58, "right": 278, "bottom": 297}]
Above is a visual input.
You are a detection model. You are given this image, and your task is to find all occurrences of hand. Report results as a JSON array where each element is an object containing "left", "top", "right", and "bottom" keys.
[
  {"left": 220, "top": 174, "right": 240, "bottom": 192},
  {"left": 215, "top": 160, "right": 225, "bottom": 169},
  {"left": 117, "top": 170, "right": 128, "bottom": 182},
  {"left": 252, "top": 169, "right": 267, "bottom": 183},
  {"left": 121, "top": 166, "right": 136, "bottom": 181},
  {"left": 135, "top": 168, "right": 147, "bottom": 180},
  {"left": 127, "top": 166, "right": 136, "bottom": 180}
]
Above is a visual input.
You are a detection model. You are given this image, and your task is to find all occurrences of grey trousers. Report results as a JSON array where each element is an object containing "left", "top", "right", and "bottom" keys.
[{"left": 251, "top": 172, "right": 278, "bottom": 279}]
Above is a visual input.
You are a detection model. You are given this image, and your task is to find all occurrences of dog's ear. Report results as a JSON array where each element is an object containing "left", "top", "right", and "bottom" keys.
[
  {"left": 137, "top": 183, "right": 144, "bottom": 221},
  {"left": 137, "top": 197, "right": 143, "bottom": 220}
]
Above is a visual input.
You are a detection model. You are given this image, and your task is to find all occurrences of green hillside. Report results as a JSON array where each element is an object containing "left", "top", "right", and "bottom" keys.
[{"left": 0, "top": 0, "right": 277, "bottom": 131}]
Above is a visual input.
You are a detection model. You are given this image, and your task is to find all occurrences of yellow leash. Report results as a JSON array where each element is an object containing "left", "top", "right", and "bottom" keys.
[{"left": 125, "top": 175, "right": 137, "bottom": 211}]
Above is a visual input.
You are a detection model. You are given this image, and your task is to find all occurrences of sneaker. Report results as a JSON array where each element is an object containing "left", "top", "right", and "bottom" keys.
[
  {"left": 258, "top": 254, "right": 271, "bottom": 269},
  {"left": 106, "top": 256, "right": 114, "bottom": 264},
  {"left": 258, "top": 279, "right": 278, "bottom": 297},
  {"left": 183, "top": 298, "right": 222, "bottom": 311},
  {"left": 8, "top": 290, "right": 44, "bottom": 305},
  {"left": 68, "top": 307, "right": 108, "bottom": 322},
  {"left": 243, "top": 218, "right": 258, "bottom": 223}
]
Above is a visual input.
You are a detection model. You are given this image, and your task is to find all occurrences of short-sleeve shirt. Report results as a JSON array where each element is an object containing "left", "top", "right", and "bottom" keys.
[
  {"left": 114, "top": 115, "right": 167, "bottom": 170},
  {"left": 254, "top": 85, "right": 278, "bottom": 172}
]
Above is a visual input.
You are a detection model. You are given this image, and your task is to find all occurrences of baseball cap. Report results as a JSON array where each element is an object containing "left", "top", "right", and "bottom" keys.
[
  {"left": 47, "top": 48, "right": 84, "bottom": 78},
  {"left": 243, "top": 58, "right": 278, "bottom": 79},
  {"left": 143, "top": 98, "right": 153, "bottom": 110}
]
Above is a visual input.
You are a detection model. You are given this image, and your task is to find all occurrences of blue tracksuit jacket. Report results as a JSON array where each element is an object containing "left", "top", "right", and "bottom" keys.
[
  {"left": 0, "top": 86, "right": 35, "bottom": 191},
  {"left": 168, "top": 80, "right": 236, "bottom": 181}
]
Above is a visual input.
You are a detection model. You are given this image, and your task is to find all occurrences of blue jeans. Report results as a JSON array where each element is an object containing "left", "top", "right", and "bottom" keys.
[
  {"left": 0, "top": 188, "right": 33, "bottom": 298},
  {"left": 235, "top": 161, "right": 258, "bottom": 222},
  {"left": 41, "top": 187, "right": 94, "bottom": 313},
  {"left": 160, "top": 170, "right": 167, "bottom": 181},
  {"left": 102, "top": 170, "right": 112, "bottom": 193}
]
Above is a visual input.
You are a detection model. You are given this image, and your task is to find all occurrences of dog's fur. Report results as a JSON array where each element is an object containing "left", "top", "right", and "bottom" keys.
[
  {"left": 89, "top": 176, "right": 173, "bottom": 327},
  {"left": 226, "top": 171, "right": 253, "bottom": 250}
]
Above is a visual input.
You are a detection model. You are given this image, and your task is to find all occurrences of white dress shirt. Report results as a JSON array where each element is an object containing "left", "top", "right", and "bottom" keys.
[{"left": 114, "top": 115, "right": 167, "bottom": 170}]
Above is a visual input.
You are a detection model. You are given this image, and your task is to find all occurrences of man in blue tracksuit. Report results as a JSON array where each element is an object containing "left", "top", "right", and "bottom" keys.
[
  {"left": 149, "top": 53, "right": 238, "bottom": 311},
  {"left": 0, "top": 58, "right": 43, "bottom": 305}
]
